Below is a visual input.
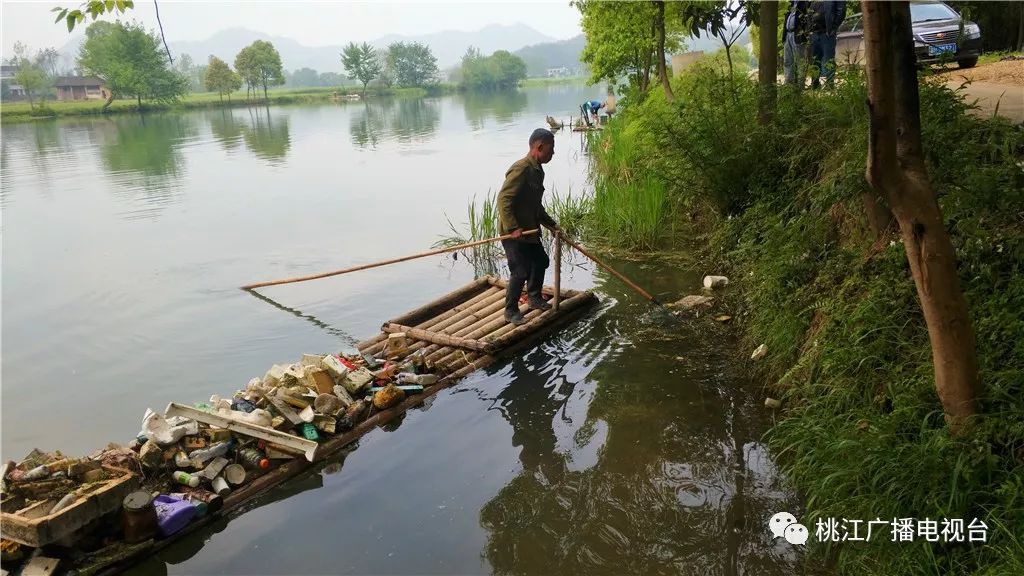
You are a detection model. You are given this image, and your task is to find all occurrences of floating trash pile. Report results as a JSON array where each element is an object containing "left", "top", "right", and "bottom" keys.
[{"left": 1, "top": 335, "right": 438, "bottom": 572}]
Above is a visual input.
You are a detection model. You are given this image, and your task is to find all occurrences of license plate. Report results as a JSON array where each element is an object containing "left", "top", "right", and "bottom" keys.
[{"left": 928, "top": 43, "right": 957, "bottom": 56}]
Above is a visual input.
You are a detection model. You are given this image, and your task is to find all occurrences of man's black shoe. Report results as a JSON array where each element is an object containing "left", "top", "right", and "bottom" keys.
[
  {"left": 505, "top": 310, "right": 527, "bottom": 326},
  {"left": 528, "top": 296, "right": 552, "bottom": 311}
]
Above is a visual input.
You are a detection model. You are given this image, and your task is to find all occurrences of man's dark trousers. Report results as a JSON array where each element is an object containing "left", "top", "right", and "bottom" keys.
[{"left": 502, "top": 239, "right": 550, "bottom": 314}]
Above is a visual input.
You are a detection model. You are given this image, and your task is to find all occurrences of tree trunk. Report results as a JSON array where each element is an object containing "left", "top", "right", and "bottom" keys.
[
  {"left": 137, "top": 94, "right": 142, "bottom": 108},
  {"left": 1018, "top": 4, "right": 1024, "bottom": 52},
  {"left": 861, "top": 0, "right": 980, "bottom": 433},
  {"left": 641, "top": 48, "right": 652, "bottom": 93},
  {"left": 263, "top": 82, "right": 268, "bottom": 100},
  {"left": 757, "top": 1, "right": 779, "bottom": 123},
  {"left": 655, "top": 1, "right": 675, "bottom": 102}
]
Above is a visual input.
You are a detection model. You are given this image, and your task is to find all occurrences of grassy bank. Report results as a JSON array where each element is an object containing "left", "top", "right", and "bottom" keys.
[
  {"left": 0, "top": 84, "right": 458, "bottom": 123},
  {"left": 587, "top": 65, "right": 1023, "bottom": 574},
  {"left": 520, "top": 76, "right": 589, "bottom": 88}
]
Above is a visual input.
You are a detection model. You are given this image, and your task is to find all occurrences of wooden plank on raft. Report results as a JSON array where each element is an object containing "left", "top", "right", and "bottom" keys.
[
  {"left": 164, "top": 403, "right": 319, "bottom": 461},
  {"left": 381, "top": 323, "right": 493, "bottom": 352},
  {"left": 385, "top": 276, "right": 493, "bottom": 327},
  {"left": 483, "top": 291, "right": 597, "bottom": 351}
]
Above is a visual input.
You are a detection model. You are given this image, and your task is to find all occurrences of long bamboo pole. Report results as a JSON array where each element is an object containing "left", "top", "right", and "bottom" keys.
[
  {"left": 553, "top": 234, "right": 562, "bottom": 311},
  {"left": 241, "top": 230, "right": 539, "bottom": 290},
  {"left": 558, "top": 232, "right": 661, "bottom": 306}
]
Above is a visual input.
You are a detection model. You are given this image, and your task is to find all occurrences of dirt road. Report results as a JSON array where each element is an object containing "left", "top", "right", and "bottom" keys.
[{"left": 934, "top": 58, "right": 1024, "bottom": 122}]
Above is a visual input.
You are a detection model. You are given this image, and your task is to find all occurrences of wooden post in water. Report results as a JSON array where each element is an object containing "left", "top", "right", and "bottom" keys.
[{"left": 553, "top": 233, "right": 562, "bottom": 310}]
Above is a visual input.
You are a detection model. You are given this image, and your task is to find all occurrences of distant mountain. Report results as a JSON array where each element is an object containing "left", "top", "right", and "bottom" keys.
[
  {"left": 56, "top": 23, "right": 556, "bottom": 74},
  {"left": 160, "top": 23, "right": 554, "bottom": 73},
  {"left": 513, "top": 35, "right": 586, "bottom": 77},
  {"left": 377, "top": 23, "right": 555, "bottom": 69}
]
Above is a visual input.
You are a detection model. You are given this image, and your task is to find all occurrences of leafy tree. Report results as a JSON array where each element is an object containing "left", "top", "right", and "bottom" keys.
[
  {"left": 13, "top": 58, "right": 50, "bottom": 110},
  {"left": 386, "top": 42, "right": 438, "bottom": 87},
  {"left": 77, "top": 20, "right": 188, "bottom": 109},
  {"left": 341, "top": 42, "right": 383, "bottom": 96},
  {"left": 234, "top": 40, "right": 284, "bottom": 100},
  {"left": 375, "top": 48, "right": 395, "bottom": 88},
  {"left": 676, "top": 0, "right": 753, "bottom": 80},
  {"left": 319, "top": 71, "right": 345, "bottom": 86},
  {"left": 174, "top": 53, "right": 205, "bottom": 92},
  {"left": 459, "top": 47, "right": 527, "bottom": 91},
  {"left": 576, "top": 1, "right": 683, "bottom": 96},
  {"left": 53, "top": 0, "right": 173, "bottom": 65},
  {"left": 204, "top": 56, "right": 241, "bottom": 102},
  {"left": 290, "top": 67, "right": 321, "bottom": 87}
]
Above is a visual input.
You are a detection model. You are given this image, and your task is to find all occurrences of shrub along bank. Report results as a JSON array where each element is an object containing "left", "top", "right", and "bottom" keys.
[{"left": 589, "top": 64, "right": 1023, "bottom": 574}]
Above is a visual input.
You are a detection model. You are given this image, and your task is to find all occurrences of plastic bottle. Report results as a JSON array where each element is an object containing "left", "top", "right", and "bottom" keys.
[
  {"left": 172, "top": 471, "right": 200, "bottom": 488},
  {"left": 237, "top": 448, "right": 270, "bottom": 470},
  {"left": 50, "top": 492, "right": 78, "bottom": 514},
  {"left": 188, "top": 442, "right": 231, "bottom": 465},
  {"left": 23, "top": 465, "right": 50, "bottom": 481},
  {"left": 397, "top": 373, "right": 439, "bottom": 386}
]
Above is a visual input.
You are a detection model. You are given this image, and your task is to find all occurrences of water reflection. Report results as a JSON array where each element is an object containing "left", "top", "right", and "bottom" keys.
[
  {"left": 31, "top": 121, "right": 61, "bottom": 154},
  {"left": 208, "top": 109, "right": 243, "bottom": 151},
  {"left": 480, "top": 262, "right": 803, "bottom": 575},
  {"left": 461, "top": 90, "right": 529, "bottom": 130},
  {"left": 349, "top": 98, "right": 439, "bottom": 148},
  {"left": 97, "top": 114, "right": 197, "bottom": 218},
  {"left": 206, "top": 107, "right": 291, "bottom": 162},
  {"left": 389, "top": 98, "right": 439, "bottom": 142},
  {"left": 99, "top": 114, "right": 195, "bottom": 178},
  {"left": 350, "top": 102, "right": 390, "bottom": 149},
  {"left": 241, "top": 106, "right": 291, "bottom": 162}
]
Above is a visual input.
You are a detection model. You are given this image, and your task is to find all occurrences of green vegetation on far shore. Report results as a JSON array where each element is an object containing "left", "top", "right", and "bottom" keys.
[
  {"left": 520, "top": 76, "right": 588, "bottom": 88},
  {"left": 0, "top": 84, "right": 460, "bottom": 123},
  {"left": 1, "top": 77, "right": 592, "bottom": 123}
]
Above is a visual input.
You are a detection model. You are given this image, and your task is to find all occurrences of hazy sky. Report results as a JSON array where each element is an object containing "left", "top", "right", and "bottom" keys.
[{"left": 1, "top": 0, "right": 583, "bottom": 57}]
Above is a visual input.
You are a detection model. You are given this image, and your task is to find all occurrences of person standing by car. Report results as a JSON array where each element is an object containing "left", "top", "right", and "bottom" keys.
[
  {"left": 782, "top": 0, "right": 810, "bottom": 86},
  {"left": 808, "top": 0, "right": 846, "bottom": 89}
]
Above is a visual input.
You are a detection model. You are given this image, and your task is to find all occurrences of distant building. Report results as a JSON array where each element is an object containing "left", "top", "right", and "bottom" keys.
[
  {"left": 54, "top": 76, "right": 109, "bottom": 101},
  {"left": 545, "top": 66, "right": 571, "bottom": 78},
  {"left": 1, "top": 65, "right": 26, "bottom": 99}
]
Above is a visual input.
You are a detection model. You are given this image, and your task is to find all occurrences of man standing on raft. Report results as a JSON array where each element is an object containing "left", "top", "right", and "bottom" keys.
[{"left": 497, "top": 128, "right": 561, "bottom": 326}]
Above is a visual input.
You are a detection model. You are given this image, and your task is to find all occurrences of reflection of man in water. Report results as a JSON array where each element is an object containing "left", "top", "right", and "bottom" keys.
[{"left": 495, "top": 356, "right": 570, "bottom": 480}]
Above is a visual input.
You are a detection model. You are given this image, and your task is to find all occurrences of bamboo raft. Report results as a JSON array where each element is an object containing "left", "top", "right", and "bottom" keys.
[{"left": 78, "top": 275, "right": 598, "bottom": 575}]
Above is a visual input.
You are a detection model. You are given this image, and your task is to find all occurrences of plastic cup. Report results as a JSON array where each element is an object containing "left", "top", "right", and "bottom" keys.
[{"left": 224, "top": 463, "right": 246, "bottom": 485}]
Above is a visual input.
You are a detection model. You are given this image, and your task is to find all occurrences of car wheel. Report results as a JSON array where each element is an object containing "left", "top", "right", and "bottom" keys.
[{"left": 958, "top": 57, "right": 978, "bottom": 69}]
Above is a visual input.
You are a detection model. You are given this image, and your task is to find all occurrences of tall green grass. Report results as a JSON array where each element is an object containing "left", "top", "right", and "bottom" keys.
[
  {"left": 434, "top": 186, "right": 592, "bottom": 275},
  {"left": 584, "top": 114, "right": 671, "bottom": 251}
]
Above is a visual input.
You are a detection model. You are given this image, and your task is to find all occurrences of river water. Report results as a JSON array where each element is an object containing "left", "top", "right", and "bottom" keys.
[{"left": 1, "top": 85, "right": 802, "bottom": 575}]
